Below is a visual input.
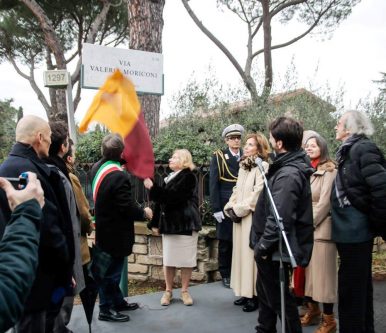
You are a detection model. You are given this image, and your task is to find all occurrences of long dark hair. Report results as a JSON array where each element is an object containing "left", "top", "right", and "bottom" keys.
[{"left": 305, "top": 134, "right": 330, "bottom": 164}]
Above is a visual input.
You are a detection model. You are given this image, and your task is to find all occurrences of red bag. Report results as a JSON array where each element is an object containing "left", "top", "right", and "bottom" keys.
[{"left": 293, "top": 267, "right": 306, "bottom": 297}]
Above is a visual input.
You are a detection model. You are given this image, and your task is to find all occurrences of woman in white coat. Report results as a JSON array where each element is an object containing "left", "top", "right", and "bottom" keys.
[{"left": 224, "top": 132, "right": 270, "bottom": 312}]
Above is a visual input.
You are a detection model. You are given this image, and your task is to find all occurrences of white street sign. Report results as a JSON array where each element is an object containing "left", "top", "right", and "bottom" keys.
[{"left": 81, "top": 43, "right": 163, "bottom": 95}]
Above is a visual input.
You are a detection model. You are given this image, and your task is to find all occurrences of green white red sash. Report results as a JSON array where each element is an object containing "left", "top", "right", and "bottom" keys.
[{"left": 92, "top": 160, "right": 123, "bottom": 202}]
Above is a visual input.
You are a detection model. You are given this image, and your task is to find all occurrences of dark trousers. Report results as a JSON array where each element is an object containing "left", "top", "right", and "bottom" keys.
[
  {"left": 336, "top": 240, "right": 374, "bottom": 333},
  {"left": 255, "top": 257, "right": 301, "bottom": 333},
  {"left": 13, "top": 311, "right": 46, "bottom": 333},
  {"left": 218, "top": 239, "right": 232, "bottom": 278},
  {"left": 52, "top": 296, "right": 74, "bottom": 333},
  {"left": 98, "top": 256, "right": 125, "bottom": 312}
]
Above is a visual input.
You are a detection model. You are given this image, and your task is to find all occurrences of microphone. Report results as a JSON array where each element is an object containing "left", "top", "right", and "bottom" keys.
[{"left": 255, "top": 157, "right": 264, "bottom": 174}]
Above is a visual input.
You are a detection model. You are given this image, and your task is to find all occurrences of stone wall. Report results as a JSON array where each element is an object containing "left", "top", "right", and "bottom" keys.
[{"left": 126, "top": 222, "right": 221, "bottom": 283}]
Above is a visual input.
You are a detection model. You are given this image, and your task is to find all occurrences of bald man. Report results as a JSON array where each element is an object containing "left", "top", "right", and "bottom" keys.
[{"left": 0, "top": 115, "right": 75, "bottom": 333}]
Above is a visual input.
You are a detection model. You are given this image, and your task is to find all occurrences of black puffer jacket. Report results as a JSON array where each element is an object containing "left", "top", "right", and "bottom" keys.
[
  {"left": 148, "top": 168, "right": 202, "bottom": 235},
  {"left": 251, "top": 150, "right": 314, "bottom": 267},
  {"left": 337, "top": 135, "right": 386, "bottom": 238}
]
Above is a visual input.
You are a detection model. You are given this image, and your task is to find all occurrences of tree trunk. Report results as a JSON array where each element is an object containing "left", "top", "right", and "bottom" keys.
[
  {"left": 262, "top": 0, "right": 273, "bottom": 98},
  {"left": 128, "top": 0, "right": 165, "bottom": 138},
  {"left": 21, "top": 0, "right": 68, "bottom": 121}
]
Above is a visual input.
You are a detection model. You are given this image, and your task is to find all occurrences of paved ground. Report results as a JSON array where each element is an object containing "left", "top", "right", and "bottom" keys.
[{"left": 69, "top": 280, "right": 386, "bottom": 333}]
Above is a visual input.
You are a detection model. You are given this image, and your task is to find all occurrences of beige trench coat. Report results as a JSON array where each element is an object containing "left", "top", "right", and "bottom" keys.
[
  {"left": 224, "top": 162, "right": 268, "bottom": 298},
  {"left": 305, "top": 161, "right": 338, "bottom": 303}
]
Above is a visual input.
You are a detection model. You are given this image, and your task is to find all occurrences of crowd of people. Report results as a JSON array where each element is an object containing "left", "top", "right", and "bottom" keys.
[{"left": 0, "top": 110, "right": 385, "bottom": 333}]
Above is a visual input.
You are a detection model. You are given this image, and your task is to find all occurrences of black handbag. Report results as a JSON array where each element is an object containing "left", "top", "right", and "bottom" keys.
[{"left": 226, "top": 208, "right": 242, "bottom": 223}]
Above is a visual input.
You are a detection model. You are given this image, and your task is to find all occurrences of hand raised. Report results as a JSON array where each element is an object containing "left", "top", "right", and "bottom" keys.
[{"left": 143, "top": 178, "right": 154, "bottom": 190}]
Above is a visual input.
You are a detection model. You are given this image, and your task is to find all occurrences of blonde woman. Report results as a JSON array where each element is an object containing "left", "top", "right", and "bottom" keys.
[
  {"left": 144, "top": 149, "right": 201, "bottom": 306},
  {"left": 224, "top": 133, "right": 270, "bottom": 312}
]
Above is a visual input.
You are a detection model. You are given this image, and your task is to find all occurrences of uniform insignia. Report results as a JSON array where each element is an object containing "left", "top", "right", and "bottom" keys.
[{"left": 225, "top": 154, "right": 229, "bottom": 160}]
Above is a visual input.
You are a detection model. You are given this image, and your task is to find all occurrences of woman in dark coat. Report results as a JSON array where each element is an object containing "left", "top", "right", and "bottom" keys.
[{"left": 144, "top": 149, "right": 201, "bottom": 307}]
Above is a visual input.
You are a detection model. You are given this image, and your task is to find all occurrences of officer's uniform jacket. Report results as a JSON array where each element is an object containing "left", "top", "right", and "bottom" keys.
[{"left": 210, "top": 147, "right": 241, "bottom": 241}]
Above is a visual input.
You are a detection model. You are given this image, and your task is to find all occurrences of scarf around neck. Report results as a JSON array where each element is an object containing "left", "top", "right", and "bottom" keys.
[
  {"left": 240, "top": 155, "right": 258, "bottom": 171},
  {"left": 164, "top": 169, "right": 182, "bottom": 184}
]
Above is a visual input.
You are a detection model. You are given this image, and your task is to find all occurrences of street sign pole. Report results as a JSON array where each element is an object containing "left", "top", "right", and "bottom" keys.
[
  {"left": 43, "top": 70, "right": 77, "bottom": 144},
  {"left": 65, "top": 72, "right": 77, "bottom": 144}
]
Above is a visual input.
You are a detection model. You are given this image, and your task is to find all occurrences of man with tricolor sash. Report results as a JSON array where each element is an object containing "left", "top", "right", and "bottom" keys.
[{"left": 90, "top": 133, "right": 152, "bottom": 323}]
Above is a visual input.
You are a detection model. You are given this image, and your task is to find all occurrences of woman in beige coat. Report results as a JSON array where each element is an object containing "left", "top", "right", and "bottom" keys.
[
  {"left": 302, "top": 134, "right": 338, "bottom": 333},
  {"left": 224, "top": 132, "right": 270, "bottom": 312}
]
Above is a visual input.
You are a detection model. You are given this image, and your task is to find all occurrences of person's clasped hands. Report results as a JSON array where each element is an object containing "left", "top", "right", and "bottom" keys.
[{"left": 0, "top": 172, "right": 45, "bottom": 211}]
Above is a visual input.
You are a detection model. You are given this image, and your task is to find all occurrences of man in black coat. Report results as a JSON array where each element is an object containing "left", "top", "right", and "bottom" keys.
[
  {"left": 0, "top": 115, "right": 74, "bottom": 333},
  {"left": 251, "top": 117, "right": 314, "bottom": 333},
  {"left": 209, "top": 124, "right": 244, "bottom": 288},
  {"left": 90, "top": 133, "right": 152, "bottom": 322}
]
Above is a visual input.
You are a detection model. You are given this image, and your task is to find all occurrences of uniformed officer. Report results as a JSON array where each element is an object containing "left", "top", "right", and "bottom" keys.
[{"left": 210, "top": 124, "right": 244, "bottom": 288}]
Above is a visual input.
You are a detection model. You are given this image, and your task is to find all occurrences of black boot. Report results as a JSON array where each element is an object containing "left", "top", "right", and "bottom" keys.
[
  {"left": 222, "top": 277, "right": 230, "bottom": 288},
  {"left": 242, "top": 296, "right": 259, "bottom": 312},
  {"left": 234, "top": 297, "right": 248, "bottom": 306}
]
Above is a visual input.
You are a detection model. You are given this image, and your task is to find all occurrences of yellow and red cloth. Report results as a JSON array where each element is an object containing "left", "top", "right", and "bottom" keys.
[{"left": 79, "top": 70, "right": 154, "bottom": 179}]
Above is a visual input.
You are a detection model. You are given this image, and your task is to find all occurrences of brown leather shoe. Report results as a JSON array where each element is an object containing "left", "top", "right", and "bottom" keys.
[
  {"left": 315, "top": 313, "right": 337, "bottom": 333},
  {"left": 301, "top": 302, "right": 321, "bottom": 326}
]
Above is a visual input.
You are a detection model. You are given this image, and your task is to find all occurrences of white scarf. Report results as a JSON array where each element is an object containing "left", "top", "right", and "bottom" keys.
[{"left": 164, "top": 169, "right": 182, "bottom": 184}]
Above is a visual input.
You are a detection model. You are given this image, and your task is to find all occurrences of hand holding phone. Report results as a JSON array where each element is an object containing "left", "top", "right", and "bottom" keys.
[
  {"left": 3, "top": 172, "right": 28, "bottom": 189},
  {"left": 0, "top": 172, "right": 44, "bottom": 211}
]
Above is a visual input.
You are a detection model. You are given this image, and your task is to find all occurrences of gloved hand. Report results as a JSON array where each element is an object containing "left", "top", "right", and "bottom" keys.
[{"left": 213, "top": 211, "right": 225, "bottom": 223}]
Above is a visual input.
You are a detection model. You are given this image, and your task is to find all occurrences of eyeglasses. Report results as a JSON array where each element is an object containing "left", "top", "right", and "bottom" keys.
[{"left": 227, "top": 136, "right": 241, "bottom": 141}]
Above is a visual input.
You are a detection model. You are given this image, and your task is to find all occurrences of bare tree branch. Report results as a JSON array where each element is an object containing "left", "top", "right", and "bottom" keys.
[
  {"left": 8, "top": 55, "right": 52, "bottom": 114},
  {"left": 251, "top": 17, "right": 263, "bottom": 39},
  {"left": 237, "top": 0, "right": 250, "bottom": 23},
  {"left": 7, "top": 56, "right": 30, "bottom": 80},
  {"left": 251, "top": 3, "right": 331, "bottom": 59},
  {"left": 65, "top": 50, "right": 79, "bottom": 64},
  {"left": 270, "top": 0, "right": 306, "bottom": 18},
  {"left": 73, "top": 82, "right": 81, "bottom": 111},
  {"left": 181, "top": 0, "right": 246, "bottom": 83},
  {"left": 71, "top": 0, "right": 112, "bottom": 85},
  {"left": 20, "top": 0, "right": 66, "bottom": 68}
]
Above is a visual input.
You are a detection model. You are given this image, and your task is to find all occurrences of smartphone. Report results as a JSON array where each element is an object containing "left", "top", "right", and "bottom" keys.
[{"left": 3, "top": 175, "right": 28, "bottom": 189}]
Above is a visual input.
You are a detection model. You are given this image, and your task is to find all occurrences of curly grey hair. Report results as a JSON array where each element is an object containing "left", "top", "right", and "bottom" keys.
[{"left": 343, "top": 110, "right": 374, "bottom": 136}]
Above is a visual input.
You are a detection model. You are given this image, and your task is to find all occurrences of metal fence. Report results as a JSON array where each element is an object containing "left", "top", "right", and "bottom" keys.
[{"left": 76, "top": 163, "right": 215, "bottom": 226}]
